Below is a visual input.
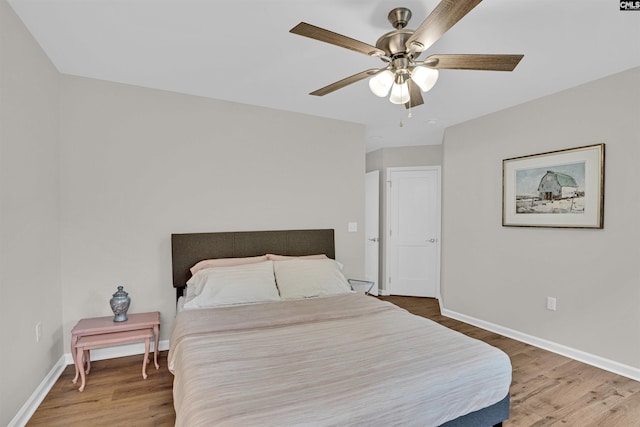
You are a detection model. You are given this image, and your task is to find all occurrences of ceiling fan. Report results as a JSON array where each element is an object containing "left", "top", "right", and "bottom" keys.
[{"left": 290, "top": 0, "right": 523, "bottom": 109}]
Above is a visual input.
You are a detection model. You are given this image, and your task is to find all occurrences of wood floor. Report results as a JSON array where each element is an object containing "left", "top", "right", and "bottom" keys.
[{"left": 28, "top": 297, "right": 640, "bottom": 426}]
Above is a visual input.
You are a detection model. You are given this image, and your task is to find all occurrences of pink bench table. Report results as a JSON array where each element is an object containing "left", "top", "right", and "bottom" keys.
[{"left": 70, "top": 311, "right": 160, "bottom": 392}]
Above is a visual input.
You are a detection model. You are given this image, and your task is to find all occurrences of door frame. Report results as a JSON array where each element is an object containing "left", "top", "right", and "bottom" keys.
[{"left": 384, "top": 166, "right": 442, "bottom": 299}]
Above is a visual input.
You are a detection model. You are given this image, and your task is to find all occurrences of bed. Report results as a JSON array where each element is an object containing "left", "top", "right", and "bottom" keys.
[{"left": 169, "top": 229, "right": 511, "bottom": 426}]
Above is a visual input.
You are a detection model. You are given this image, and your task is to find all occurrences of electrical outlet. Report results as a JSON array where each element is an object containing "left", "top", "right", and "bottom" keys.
[
  {"left": 35, "top": 322, "right": 42, "bottom": 343},
  {"left": 547, "top": 297, "right": 557, "bottom": 311}
]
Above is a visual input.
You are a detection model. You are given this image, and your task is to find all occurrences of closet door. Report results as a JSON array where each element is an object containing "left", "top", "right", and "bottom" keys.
[{"left": 365, "top": 170, "right": 380, "bottom": 295}]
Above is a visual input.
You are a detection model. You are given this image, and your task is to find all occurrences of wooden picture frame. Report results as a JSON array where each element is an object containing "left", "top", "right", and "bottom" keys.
[{"left": 502, "top": 144, "right": 605, "bottom": 228}]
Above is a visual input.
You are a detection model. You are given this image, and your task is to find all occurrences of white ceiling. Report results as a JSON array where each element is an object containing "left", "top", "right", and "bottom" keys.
[{"left": 8, "top": 0, "right": 640, "bottom": 152}]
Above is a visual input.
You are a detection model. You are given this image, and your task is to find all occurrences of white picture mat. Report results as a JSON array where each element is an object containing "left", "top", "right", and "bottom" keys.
[{"left": 503, "top": 144, "right": 604, "bottom": 227}]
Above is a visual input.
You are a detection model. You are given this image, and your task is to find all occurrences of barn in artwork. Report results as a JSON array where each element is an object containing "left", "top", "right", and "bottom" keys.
[{"left": 538, "top": 171, "right": 578, "bottom": 200}]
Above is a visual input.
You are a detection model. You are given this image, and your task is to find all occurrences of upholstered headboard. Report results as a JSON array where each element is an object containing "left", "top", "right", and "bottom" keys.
[{"left": 171, "top": 229, "right": 335, "bottom": 297}]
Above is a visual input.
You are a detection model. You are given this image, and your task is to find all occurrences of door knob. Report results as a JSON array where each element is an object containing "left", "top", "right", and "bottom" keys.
[
  {"left": 368, "top": 237, "right": 379, "bottom": 242},
  {"left": 427, "top": 238, "right": 437, "bottom": 243}
]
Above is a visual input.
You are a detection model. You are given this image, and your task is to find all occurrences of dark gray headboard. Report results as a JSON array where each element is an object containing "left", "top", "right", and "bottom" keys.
[{"left": 171, "top": 229, "right": 335, "bottom": 295}]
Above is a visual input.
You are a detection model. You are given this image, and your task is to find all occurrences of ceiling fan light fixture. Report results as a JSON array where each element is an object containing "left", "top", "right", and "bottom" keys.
[
  {"left": 411, "top": 66, "right": 439, "bottom": 92},
  {"left": 290, "top": 4, "right": 523, "bottom": 111},
  {"left": 389, "top": 81, "right": 410, "bottom": 104},
  {"left": 369, "top": 70, "right": 394, "bottom": 97}
]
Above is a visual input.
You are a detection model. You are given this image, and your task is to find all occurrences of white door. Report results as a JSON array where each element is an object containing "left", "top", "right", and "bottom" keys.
[
  {"left": 365, "top": 171, "right": 380, "bottom": 295},
  {"left": 386, "top": 167, "right": 440, "bottom": 297}
]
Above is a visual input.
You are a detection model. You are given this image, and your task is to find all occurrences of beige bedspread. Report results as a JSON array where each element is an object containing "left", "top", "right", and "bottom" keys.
[{"left": 169, "top": 293, "right": 511, "bottom": 427}]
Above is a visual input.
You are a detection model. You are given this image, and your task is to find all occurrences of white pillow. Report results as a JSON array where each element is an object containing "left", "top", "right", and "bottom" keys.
[
  {"left": 183, "top": 260, "right": 281, "bottom": 309},
  {"left": 273, "top": 258, "right": 353, "bottom": 300}
]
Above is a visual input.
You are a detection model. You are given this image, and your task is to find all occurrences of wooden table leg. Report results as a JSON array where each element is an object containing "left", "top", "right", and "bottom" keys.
[
  {"left": 71, "top": 334, "right": 79, "bottom": 384},
  {"left": 153, "top": 323, "right": 160, "bottom": 369},
  {"left": 84, "top": 349, "right": 91, "bottom": 374},
  {"left": 142, "top": 336, "right": 150, "bottom": 380},
  {"left": 76, "top": 347, "right": 86, "bottom": 392}
]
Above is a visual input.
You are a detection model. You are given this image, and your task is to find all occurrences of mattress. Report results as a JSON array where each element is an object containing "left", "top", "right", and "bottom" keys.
[{"left": 168, "top": 293, "right": 511, "bottom": 426}]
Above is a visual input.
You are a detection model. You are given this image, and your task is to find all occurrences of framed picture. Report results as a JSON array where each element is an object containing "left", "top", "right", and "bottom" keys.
[{"left": 502, "top": 144, "right": 605, "bottom": 228}]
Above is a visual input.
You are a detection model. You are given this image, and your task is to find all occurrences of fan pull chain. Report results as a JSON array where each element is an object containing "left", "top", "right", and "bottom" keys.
[{"left": 400, "top": 82, "right": 409, "bottom": 126}]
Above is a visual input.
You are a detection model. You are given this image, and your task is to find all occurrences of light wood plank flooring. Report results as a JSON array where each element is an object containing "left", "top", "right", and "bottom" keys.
[{"left": 28, "top": 297, "right": 640, "bottom": 426}]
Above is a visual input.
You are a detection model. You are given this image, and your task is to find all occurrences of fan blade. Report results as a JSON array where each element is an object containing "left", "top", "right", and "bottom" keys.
[
  {"left": 290, "top": 22, "right": 386, "bottom": 57},
  {"left": 405, "top": 80, "right": 424, "bottom": 109},
  {"left": 426, "top": 54, "right": 524, "bottom": 71},
  {"left": 406, "top": 0, "right": 483, "bottom": 53},
  {"left": 310, "top": 69, "right": 383, "bottom": 96}
]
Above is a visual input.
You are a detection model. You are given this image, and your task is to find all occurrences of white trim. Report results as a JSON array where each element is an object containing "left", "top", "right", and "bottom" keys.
[
  {"left": 10, "top": 339, "right": 170, "bottom": 427},
  {"left": 8, "top": 355, "right": 66, "bottom": 427},
  {"left": 441, "top": 308, "right": 640, "bottom": 382}
]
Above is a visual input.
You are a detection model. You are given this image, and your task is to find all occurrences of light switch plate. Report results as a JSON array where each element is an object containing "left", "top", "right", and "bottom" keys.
[{"left": 348, "top": 222, "right": 358, "bottom": 232}]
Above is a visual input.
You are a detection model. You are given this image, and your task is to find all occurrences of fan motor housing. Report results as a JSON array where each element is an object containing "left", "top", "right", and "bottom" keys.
[{"left": 376, "top": 29, "right": 416, "bottom": 58}]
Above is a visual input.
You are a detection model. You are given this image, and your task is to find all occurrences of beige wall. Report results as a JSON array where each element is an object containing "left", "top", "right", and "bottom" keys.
[
  {"left": 366, "top": 145, "right": 443, "bottom": 291},
  {"left": 0, "top": 2, "right": 62, "bottom": 425},
  {"left": 59, "top": 75, "right": 366, "bottom": 347},
  {"left": 442, "top": 67, "right": 640, "bottom": 368}
]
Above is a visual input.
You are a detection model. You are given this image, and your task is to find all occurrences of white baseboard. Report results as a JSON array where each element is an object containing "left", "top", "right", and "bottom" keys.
[
  {"left": 441, "top": 307, "right": 640, "bottom": 382},
  {"left": 8, "top": 355, "right": 66, "bottom": 427},
  {"left": 10, "top": 339, "right": 170, "bottom": 427}
]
